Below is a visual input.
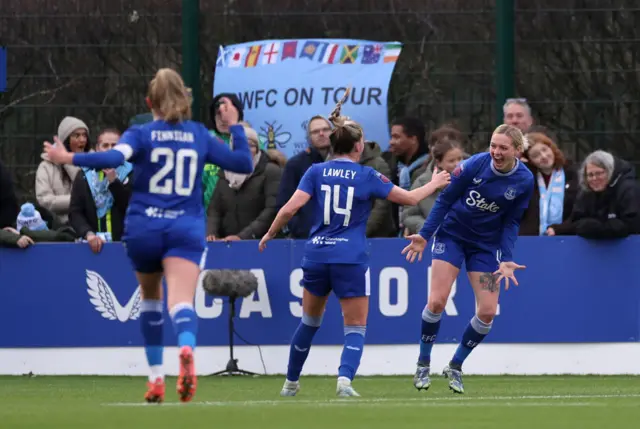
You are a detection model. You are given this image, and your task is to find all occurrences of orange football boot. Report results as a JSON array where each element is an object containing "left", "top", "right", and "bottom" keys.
[{"left": 177, "top": 346, "right": 197, "bottom": 402}]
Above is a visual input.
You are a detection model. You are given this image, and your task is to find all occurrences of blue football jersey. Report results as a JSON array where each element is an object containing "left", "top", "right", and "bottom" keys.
[
  {"left": 115, "top": 120, "right": 252, "bottom": 220},
  {"left": 419, "top": 152, "right": 534, "bottom": 262},
  {"left": 297, "top": 158, "right": 394, "bottom": 264}
]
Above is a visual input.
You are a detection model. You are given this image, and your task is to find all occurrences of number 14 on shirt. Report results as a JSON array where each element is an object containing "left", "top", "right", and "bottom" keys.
[{"left": 321, "top": 184, "right": 354, "bottom": 227}]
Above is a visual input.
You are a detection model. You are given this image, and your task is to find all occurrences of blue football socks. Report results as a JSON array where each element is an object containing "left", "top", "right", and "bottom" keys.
[
  {"left": 451, "top": 315, "right": 492, "bottom": 369},
  {"left": 170, "top": 302, "right": 198, "bottom": 350},
  {"left": 338, "top": 325, "right": 366, "bottom": 381},
  {"left": 286, "top": 313, "right": 322, "bottom": 382},
  {"left": 419, "top": 307, "right": 442, "bottom": 366},
  {"left": 141, "top": 299, "right": 164, "bottom": 381}
]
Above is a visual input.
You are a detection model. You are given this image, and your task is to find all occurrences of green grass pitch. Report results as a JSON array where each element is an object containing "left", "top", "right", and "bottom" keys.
[{"left": 0, "top": 375, "right": 638, "bottom": 428}]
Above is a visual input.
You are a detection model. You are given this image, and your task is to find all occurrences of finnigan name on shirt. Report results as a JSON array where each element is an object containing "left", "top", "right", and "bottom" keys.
[{"left": 151, "top": 130, "right": 195, "bottom": 143}]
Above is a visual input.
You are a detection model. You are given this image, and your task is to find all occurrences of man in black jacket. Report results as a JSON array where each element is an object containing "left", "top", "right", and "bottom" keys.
[
  {"left": 0, "top": 159, "right": 19, "bottom": 229},
  {"left": 275, "top": 115, "right": 331, "bottom": 238}
]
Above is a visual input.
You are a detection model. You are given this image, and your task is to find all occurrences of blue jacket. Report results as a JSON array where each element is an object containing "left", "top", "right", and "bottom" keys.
[{"left": 276, "top": 147, "right": 325, "bottom": 238}]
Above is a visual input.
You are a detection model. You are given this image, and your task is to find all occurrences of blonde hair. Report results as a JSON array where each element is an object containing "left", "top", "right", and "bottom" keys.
[
  {"left": 147, "top": 68, "right": 192, "bottom": 123},
  {"left": 493, "top": 124, "right": 526, "bottom": 152},
  {"left": 327, "top": 86, "right": 364, "bottom": 155}
]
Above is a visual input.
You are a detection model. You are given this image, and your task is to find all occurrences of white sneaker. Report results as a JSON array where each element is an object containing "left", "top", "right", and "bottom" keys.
[
  {"left": 336, "top": 376, "right": 360, "bottom": 397},
  {"left": 280, "top": 379, "right": 300, "bottom": 397}
]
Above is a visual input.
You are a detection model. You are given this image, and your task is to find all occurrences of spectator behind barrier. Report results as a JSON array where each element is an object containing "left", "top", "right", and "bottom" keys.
[
  {"left": 0, "top": 159, "right": 19, "bottom": 229},
  {"left": 358, "top": 140, "right": 396, "bottom": 237},
  {"left": 503, "top": 98, "right": 534, "bottom": 133},
  {"left": 383, "top": 117, "right": 429, "bottom": 233},
  {"left": 202, "top": 93, "right": 245, "bottom": 209},
  {"left": 0, "top": 202, "right": 76, "bottom": 249},
  {"left": 206, "top": 124, "right": 282, "bottom": 241},
  {"left": 548, "top": 150, "right": 640, "bottom": 239},
  {"left": 275, "top": 115, "right": 331, "bottom": 238},
  {"left": 402, "top": 127, "right": 466, "bottom": 236},
  {"left": 69, "top": 129, "right": 132, "bottom": 253},
  {"left": 35, "top": 116, "right": 91, "bottom": 224},
  {"left": 519, "top": 132, "right": 578, "bottom": 236}
]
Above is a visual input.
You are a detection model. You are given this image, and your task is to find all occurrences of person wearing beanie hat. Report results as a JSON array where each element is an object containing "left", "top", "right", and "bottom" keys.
[
  {"left": 16, "top": 202, "right": 49, "bottom": 232},
  {"left": 0, "top": 201, "right": 76, "bottom": 248},
  {"left": 202, "top": 94, "right": 246, "bottom": 209},
  {"left": 210, "top": 93, "right": 244, "bottom": 135},
  {"left": 35, "top": 116, "right": 90, "bottom": 224},
  {"left": 57, "top": 116, "right": 91, "bottom": 152}
]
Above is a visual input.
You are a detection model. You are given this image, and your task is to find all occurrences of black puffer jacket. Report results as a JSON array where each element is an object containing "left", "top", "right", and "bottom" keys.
[
  {"left": 552, "top": 157, "right": 640, "bottom": 239},
  {"left": 0, "top": 160, "right": 18, "bottom": 229}
]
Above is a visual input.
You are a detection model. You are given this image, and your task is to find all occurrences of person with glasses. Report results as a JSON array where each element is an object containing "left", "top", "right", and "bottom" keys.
[
  {"left": 546, "top": 150, "right": 640, "bottom": 239},
  {"left": 275, "top": 115, "right": 333, "bottom": 238}
]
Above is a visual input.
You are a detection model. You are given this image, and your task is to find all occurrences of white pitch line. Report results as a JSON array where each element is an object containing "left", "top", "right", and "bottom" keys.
[{"left": 103, "top": 393, "right": 640, "bottom": 407}]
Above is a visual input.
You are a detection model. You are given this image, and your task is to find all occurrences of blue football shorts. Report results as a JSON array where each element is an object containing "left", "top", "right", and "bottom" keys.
[
  {"left": 300, "top": 257, "right": 371, "bottom": 299},
  {"left": 123, "top": 216, "right": 207, "bottom": 273},
  {"left": 430, "top": 231, "right": 500, "bottom": 273}
]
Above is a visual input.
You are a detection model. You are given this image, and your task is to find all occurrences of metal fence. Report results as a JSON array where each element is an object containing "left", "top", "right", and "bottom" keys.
[{"left": 1, "top": 0, "right": 639, "bottom": 201}]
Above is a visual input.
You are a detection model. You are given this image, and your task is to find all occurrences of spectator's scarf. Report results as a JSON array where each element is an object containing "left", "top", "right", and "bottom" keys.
[
  {"left": 398, "top": 154, "right": 429, "bottom": 190},
  {"left": 225, "top": 151, "right": 261, "bottom": 190},
  {"left": 538, "top": 169, "right": 565, "bottom": 235},
  {"left": 84, "top": 162, "right": 133, "bottom": 219}
]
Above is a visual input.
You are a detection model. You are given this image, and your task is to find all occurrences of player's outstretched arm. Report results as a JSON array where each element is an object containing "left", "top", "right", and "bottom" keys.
[
  {"left": 417, "top": 158, "right": 480, "bottom": 241},
  {"left": 259, "top": 190, "right": 311, "bottom": 251},
  {"left": 204, "top": 124, "right": 253, "bottom": 174},
  {"left": 43, "top": 136, "right": 126, "bottom": 169},
  {"left": 386, "top": 168, "right": 450, "bottom": 206}
]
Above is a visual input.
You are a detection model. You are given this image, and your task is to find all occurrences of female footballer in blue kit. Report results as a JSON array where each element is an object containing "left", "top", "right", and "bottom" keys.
[
  {"left": 402, "top": 124, "right": 534, "bottom": 394},
  {"left": 259, "top": 95, "right": 451, "bottom": 397},
  {"left": 43, "top": 68, "right": 254, "bottom": 403}
]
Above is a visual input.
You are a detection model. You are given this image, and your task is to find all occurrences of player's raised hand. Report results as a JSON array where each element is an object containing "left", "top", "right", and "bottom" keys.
[
  {"left": 401, "top": 234, "right": 427, "bottom": 263},
  {"left": 258, "top": 231, "right": 275, "bottom": 252},
  {"left": 493, "top": 261, "right": 526, "bottom": 290},
  {"left": 430, "top": 167, "right": 451, "bottom": 189},
  {"left": 43, "top": 136, "right": 73, "bottom": 165}
]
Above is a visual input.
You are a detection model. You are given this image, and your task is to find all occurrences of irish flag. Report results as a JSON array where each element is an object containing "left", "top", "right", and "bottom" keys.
[{"left": 383, "top": 43, "right": 401, "bottom": 63}]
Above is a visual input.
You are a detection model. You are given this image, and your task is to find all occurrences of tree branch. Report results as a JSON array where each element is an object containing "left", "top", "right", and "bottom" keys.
[{"left": 0, "top": 79, "right": 78, "bottom": 116}]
